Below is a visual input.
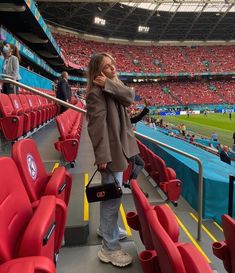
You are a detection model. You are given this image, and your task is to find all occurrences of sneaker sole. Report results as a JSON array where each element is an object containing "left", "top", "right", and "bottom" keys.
[{"left": 98, "top": 250, "right": 132, "bottom": 267}]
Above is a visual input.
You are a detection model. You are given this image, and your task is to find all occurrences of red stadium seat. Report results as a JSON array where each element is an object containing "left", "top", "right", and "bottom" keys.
[
  {"left": 0, "top": 157, "right": 65, "bottom": 262},
  {"left": 212, "top": 215, "right": 235, "bottom": 273},
  {"left": 147, "top": 209, "right": 213, "bottom": 273},
  {"left": 0, "top": 257, "right": 55, "bottom": 273},
  {"left": 126, "top": 180, "right": 179, "bottom": 250},
  {"left": 137, "top": 140, "right": 182, "bottom": 203},
  {"left": 9, "top": 94, "right": 32, "bottom": 134},
  {"left": 12, "top": 138, "right": 72, "bottom": 206},
  {"left": 0, "top": 94, "right": 24, "bottom": 140},
  {"left": 18, "top": 94, "right": 38, "bottom": 130}
]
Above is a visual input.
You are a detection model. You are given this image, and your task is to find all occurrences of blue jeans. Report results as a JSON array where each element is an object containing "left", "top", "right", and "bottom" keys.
[{"left": 100, "top": 171, "right": 123, "bottom": 251}]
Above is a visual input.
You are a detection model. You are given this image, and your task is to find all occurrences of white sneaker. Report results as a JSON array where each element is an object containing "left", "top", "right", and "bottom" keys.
[
  {"left": 98, "top": 247, "right": 133, "bottom": 267},
  {"left": 97, "top": 227, "right": 127, "bottom": 240}
]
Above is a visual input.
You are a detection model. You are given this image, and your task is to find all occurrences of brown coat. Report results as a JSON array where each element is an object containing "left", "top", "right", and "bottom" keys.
[{"left": 86, "top": 78, "right": 139, "bottom": 172}]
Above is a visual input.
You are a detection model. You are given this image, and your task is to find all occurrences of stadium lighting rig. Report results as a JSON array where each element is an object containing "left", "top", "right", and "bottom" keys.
[
  {"left": 94, "top": 17, "right": 106, "bottom": 26},
  {"left": 0, "top": 3, "right": 26, "bottom": 12},
  {"left": 138, "top": 26, "right": 150, "bottom": 33}
]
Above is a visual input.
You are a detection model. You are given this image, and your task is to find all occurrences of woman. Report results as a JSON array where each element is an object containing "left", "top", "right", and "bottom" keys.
[
  {"left": 2, "top": 43, "right": 21, "bottom": 94},
  {"left": 86, "top": 53, "right": 139, "bottom": 267}
]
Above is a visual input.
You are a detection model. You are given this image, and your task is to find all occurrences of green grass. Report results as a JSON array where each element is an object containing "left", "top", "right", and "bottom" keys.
[{"left": 162, "top": 113, "right": 235, "bottom": 146}]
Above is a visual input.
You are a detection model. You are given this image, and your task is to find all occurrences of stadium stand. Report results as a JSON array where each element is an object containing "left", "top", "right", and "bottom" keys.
[
  {"left": 131, "top": 80, "right": 235, "bottom": 106},
  {"left": 0, "top": 2, "right": 234, "bottom": 271},
  {"left": 55, "top": 33, "right": 235, "bottom": 74}
]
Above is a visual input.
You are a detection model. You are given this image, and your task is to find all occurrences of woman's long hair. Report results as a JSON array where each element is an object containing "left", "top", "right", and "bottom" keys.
[
  {"left": 86, "top": 53, "right": 118, "bottom": 94},
  {"left": 9, "top": 43, "right": 21, "bottom": 62}
]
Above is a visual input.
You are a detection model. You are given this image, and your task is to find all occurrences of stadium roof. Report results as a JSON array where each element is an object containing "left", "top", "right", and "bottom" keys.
[
  {"left": 37, "top": 1, "right": 235, "bottom": 41},
  {"left": 0, "top": 0, "right": 67, "bottom": 70}
]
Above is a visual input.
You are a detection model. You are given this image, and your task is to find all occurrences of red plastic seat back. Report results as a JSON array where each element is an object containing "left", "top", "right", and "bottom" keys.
[
  {"left": 153, "top": 154, "right": 170, "bottom": 182},
  {"left": 147, "top": 209, "right": 186, "bottom": 273},
  {"left": 9, "top": 95, "right": 24, "bottom": 114},
  {"left": 0, "top": 157, "right": 33, "bottom": 263},
  {"left": 0, "top": 94, "right": 15, "bottom": 116},
  {"left": 222, "top": 215, "right": 235, "bottom": 272},
  {"left": 154, "top": 205, "right": 179, "bottom": 243},
  {"left": 12, "top": 139, "right": 48, "bottom": 202},
  {"left": 130, "top": 180, "right": 153, "bottom": 249},
  {"left": 18, "top": 94, "right": 31, "bottom": 112}
]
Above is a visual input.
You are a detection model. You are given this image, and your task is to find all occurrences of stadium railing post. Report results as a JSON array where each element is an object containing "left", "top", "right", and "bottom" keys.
[{"left": 228, "top": 175, "right": 235, "bottom": 217}]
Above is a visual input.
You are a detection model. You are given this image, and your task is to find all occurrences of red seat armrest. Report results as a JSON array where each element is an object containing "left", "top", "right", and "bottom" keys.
[{"left": 45, "top": 166, "right": 66, "bottom": 196}]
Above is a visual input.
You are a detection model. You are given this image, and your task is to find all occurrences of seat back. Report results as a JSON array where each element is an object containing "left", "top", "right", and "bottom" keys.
[
  {"left": 130, "top": 180, "right": 153, "bottom": 249},
  {"left": 9, "top": 95, "right": 24, "bottom": 114},
  {"left": 222, "top": 215, "right": 235, "bottom": 272},
  {"left": 152, "top": 153, "right": 170, "bottom": 182},
  {"left": 130, "top": 180, "right": 179, "bottom": 248},
  {"left": 0, "top": 157, "right": 33, "bottom": 263},
  {"left": 18, "top": 94, "right": 31, "bottom": 112},
  {"left": 12, "top": 139, "right": 48, "bottom": 202},
  {"left": 147, "top": 209, "right": 187, "bottom": 273},
  {"left": 0, "top": 94, "right": 14, "bottom": 116}
]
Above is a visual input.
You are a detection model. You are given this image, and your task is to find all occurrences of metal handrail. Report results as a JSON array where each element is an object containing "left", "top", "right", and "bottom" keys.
[
  {"left": 135, "top": 131, "right": 203, "bottom": 241},
  {"left": 0, "top": 77, "right": 204, "bottom": 240},
  {"left": 0, "top": 76, "right": 86, "bottom": 114}
]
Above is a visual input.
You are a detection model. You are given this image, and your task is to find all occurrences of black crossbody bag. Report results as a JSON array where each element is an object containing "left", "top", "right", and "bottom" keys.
[{"left": 86, "top": 168, "right": 123, "bottom": 203}]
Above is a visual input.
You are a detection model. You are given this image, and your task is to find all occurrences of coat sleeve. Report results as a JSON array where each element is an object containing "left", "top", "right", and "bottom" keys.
[
  {"left": 86, "top": 90, "right": 112, "bottom": 165},
  {"left": 130, "top": 107, "right": 149, "bottom": 124},
  {"left": 103, "top": 78, "right": 135, "bottom": 107}
]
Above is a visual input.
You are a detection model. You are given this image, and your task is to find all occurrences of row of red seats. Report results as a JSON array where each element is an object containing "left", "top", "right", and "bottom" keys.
[
  {"left": 126, "top": 180, "right": 213, "bottom": 273},
  {"left": 0, "top": 137, "right": 73, "bottom": 272},
  {"left": 0, "top": 93, "right": 58, "bottom": 140},
  {"left": 137, "top": 140, "right": 182, "bottom": 203},
  {"left": 54, "top": 102, "right": 84, "bottom": 163},
  {"left": 127, "top": 180, "right": 235, "bottom": 273}
]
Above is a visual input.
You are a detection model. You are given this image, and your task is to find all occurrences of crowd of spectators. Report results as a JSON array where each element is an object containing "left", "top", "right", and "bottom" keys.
[
  {"left": 54, "top": 32, "right": 235, "bottom": 74},
  {"left": 130, "top": 80, "right": 235, "bottom": 106}
]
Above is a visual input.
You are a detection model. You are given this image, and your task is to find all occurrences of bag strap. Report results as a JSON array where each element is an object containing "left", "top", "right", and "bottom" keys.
[
  {"left": 105, "top": 167, "right": 121, "bottom": 187},
  {"left": 86, "top": 168, "right": 99, "bottom": 187},
  {"left": 86, "top": 167, "right": 121, "bottom": 188}
]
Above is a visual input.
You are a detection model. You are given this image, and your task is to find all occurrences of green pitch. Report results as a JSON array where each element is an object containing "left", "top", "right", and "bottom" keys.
[{"left": 162, "top": 113, "right": 235, "bottom": 146}]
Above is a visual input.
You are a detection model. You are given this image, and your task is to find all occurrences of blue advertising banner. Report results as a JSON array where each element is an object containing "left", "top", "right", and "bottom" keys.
[
  {"left": 0, "top": 57, "right": 52, "bottom": 90},
  {"left": 160, "top": 111, "right": 180, "bottom": 116},
  {"left": 0, "top": 26, "right": 60, "bottom": 77}
]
